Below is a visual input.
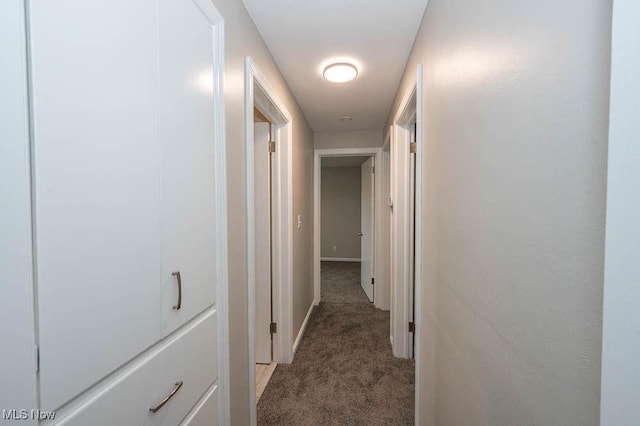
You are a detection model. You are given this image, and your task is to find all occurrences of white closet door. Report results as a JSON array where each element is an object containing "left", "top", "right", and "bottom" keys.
[
  {"left": 158, "top": 0, "right": 218, "bottom": 336},
  {"left": 254, "top": 122, "right": 272, "bottom": 364},
  {"left": 361, "top": 157, "right": 375, "bottom": 302},
  {"left": 30, "top": 0, "right": 162, "bottom": 411}
]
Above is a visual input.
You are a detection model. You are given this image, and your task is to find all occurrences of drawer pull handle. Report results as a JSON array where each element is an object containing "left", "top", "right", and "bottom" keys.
[
  {"left": 149, "top": 381, "right": 183, "bottom": 413},
  {"left": 172, "top": 271, "right": 182, "bottom": 310}
]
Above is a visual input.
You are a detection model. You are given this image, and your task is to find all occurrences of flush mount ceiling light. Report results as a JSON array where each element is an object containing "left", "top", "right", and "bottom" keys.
[
  {"left": 340, "top": 116, "right": 353, "bottom": 123},
  {"left": 323, "top": 63, "right": 358, "bottom": 83}
]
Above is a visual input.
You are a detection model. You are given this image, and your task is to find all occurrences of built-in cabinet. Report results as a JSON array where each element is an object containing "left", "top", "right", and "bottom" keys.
[
  {"left": 158, "top": 0, "right": 217, "bottom": 337},
  {"left": 23, "top": 0, "right": 225, "bottom": 423}
]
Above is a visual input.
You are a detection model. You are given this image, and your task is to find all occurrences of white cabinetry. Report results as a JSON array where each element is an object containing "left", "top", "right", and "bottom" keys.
[
  {"left": 158, "top": 0, "right": 217, "bottom": 336},
  {"left": 24, "top": 0, "right": 226, "bottom": 423},
  {"left": 57, "top": 311, "right": 217, "bottom": 426},
  {"left": 30, "top": 0, "right": 164, "bottom": 410}
]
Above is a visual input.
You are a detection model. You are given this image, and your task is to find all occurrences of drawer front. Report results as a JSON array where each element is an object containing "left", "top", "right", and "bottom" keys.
[
  {"left": 180, "top": 384, "right": 219, "bottom": 426},
  {"left": 57, "top": 309, "right": 218, "bottom": 426}
]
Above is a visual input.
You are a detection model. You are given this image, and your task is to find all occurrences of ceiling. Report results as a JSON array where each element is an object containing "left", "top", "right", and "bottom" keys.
[
  {"left": 242, "top": 0, "right": 429, "bottom": 132},
  {"left": 322, "top": 156, "right": 371, "bottom": 168}
]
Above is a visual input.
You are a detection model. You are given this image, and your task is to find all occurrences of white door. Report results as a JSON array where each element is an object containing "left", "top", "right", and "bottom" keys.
[
  {"left": 158, "top": 0, "right": 218, "bottom": 336},
  {"left": 254, "top": 122, "right": 272, "bottom": 364},
  {"left": 408, "top": 125, "right": 417, "bottom": 358},
  {"left": 30, "top": 0, "right": 163, "bottom": 410},
  {"left": 361, "top": 157, "right": 375, "bottom": 302}
]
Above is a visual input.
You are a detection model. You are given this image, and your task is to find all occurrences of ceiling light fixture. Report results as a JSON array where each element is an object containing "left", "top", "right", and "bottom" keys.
[
  {"left": 323, "top": 63, "right": 358, "bottom": 83},
  {"left": 340, "top": 116, "right": 353, "bottom": 123}
]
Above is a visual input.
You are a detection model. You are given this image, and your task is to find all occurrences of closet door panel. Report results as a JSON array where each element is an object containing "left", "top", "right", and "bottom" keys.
[
  {"left": 30, "top": 0, "right": 162, "bottom": 410},
  {"left": 158, "top": 0, "right": 217, "bottom": 336}
]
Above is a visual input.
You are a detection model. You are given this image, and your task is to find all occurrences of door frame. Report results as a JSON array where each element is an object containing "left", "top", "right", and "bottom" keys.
[
  {"left": 381, "top": 130, "right": 393, "bottom": 328},
  {"left": 391, "top": 64, "right": 423, "bottom": 422},
  {"left": 204, "top": 5, "right": 230, "bottom": 424},
  {"left": 313, "top": 148, "right": 384, "bottom": 308},
  {"left": 245, "top": 57, "right": 294, "bottom": 424}
]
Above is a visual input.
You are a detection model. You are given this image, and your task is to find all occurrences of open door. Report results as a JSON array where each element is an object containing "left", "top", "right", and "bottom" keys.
[
  {"left": 254, "top": 120, "right": 272, "bottom": 364},
  {"left": 408, "top": 123, "right": 417, "bottom": 358},
  {"left": 361, "top": 157, "right": 375, "bottom": 302}
]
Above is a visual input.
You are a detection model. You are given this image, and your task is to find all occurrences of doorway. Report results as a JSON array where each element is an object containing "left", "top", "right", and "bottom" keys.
[
  {"left": 390, "top": 65, "right": 423, "bottom": 361},
  {"left": 252, "top": 107, "right": 277, "bottom": 402},
  {"left": 245, "top": 57, "right": 294, "bottom": 424},
  {"left": 390, "top": 64, "right": 424, "bottom": 422},
  {"left": 313, "top": 148, "right": 385, "bottom": 308},
  {"left": 319, "top": 155, "right": 375, "bottom": 302}
]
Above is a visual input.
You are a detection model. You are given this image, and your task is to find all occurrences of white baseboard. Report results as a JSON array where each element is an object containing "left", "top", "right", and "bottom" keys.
[
  {"left": 292, "top": 303, "right": 314, "bottom": 358},
  {"left": 320, "top": 257, "right": 361, "bottom": 262}
]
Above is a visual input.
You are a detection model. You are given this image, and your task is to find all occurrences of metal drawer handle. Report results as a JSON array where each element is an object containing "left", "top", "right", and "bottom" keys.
[
  {"left": 149, "top": 381, "right": 183, "bottom": 413},
  {"left": 172, "top": 271, "right": 182, "bottom": 310}
]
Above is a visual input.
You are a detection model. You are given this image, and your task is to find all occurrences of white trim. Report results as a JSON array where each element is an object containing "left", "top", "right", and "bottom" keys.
[
  {"left": 314, "top": 148, "right": 384, "bottom": 309},
  {"left": 390, "top": 64, "right": 424, "bottom": 425},
  {"left": 245, "top": 57, "right": 294, "bottom": 426},
  {"left": 414, "top": 65, "right": 424, "bottom": 426},
  {"left": 320, "top": 257, "right": 361, "bottom": 262},
  {"left": 292, "top": 303, "right": 314, "bottom": 358},
  {"left": 191, "top": 4, "right": 231, "bottom": 424},
  {"left": 0, "top": 0, "right": 38, "bottom": 416}
]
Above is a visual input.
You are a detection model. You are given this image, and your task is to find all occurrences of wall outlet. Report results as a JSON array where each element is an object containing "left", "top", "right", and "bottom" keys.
[{"left": 332, "top": 245, "right": 337, "bottom": 252}]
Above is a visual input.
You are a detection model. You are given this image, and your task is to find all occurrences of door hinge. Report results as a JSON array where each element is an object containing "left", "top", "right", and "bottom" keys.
[
  {"left": 270, "top": 322, "right": 277, "bottom": 334},
  {"left": 371, "top": 277, "right": 375, "bottom": 286},
  {"left": 35, "top": 344, "right": 40, "bottom": 373},
  {"left": 268, "top": 141, "right": 276, "bottom": 153},
  {"left": 372, "top": 165, "right": 375, "bottom": 174},
  {"left": 408, "top": 322, "right": 415, "bottom": 333},
  {"left": 410, "top": 142, "right": 417, "bottom": 154}
]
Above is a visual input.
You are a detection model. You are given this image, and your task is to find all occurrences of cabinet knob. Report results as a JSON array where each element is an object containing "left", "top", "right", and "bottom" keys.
[{"left": 171, "top": 271, "right": 182, "bottom": 310}]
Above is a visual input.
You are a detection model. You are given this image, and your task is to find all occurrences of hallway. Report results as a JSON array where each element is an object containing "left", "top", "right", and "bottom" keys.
[
  {"left": 3, "top": 1, "right": 639, "bottom": 425},
  {"left": 257, "top": 262, "right": 414, "bottom": 425}
]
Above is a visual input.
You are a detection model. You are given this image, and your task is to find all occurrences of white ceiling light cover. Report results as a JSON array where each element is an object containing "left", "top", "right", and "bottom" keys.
[{"left": 323, "top": 63, "right": 358, "bottom": 83}]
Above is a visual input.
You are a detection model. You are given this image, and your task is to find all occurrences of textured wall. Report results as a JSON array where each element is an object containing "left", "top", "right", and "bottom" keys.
[
  {"left": 210, "top": 0, "right": 314, "bottom": 423},
  {"left": 600, "top": 1, "right": 640, "bottom": 424},
  {"left": 314, "top": 129, "right": 383, "bottom": 149},
  {"left": 321, "top": 167, "right": 362, "bottom": 259},
  {"left": 386, "top": 0, "right": 611, "bottom": 424}
]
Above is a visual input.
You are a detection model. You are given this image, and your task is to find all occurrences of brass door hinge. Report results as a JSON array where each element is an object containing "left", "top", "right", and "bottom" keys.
[
  {"left": 408, "top": 322, "right": 415, "bottom": 333},
  {"left": 270, "top": 322, "right": 277, "bottom": 334},
  {"left": 268, "top": 141, "right": 276, "bottom": 153},
  {"left": 410, "top": 142, "right": 417, "bottom": 154}
]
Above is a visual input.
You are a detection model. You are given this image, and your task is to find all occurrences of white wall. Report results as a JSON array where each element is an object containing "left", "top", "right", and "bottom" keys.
[
  {"left": 0, "top": 1, "right": 38, "bottom": 423},
  {"left": 314, "top": 129, "right": 382, "bottom": 149},
  {"left": 387, "top": 0, "right": 611, "bottom": 424},
  {"left": 600, "top": 1, "right": 640, "bottom": 424},
  {"left": 321, "top": 167, "right": 361, "bottom": 259}
]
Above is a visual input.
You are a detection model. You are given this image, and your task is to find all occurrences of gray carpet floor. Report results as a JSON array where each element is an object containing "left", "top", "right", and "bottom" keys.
[{"left": 257, "top": 262, "right": 415, "bottom": 425}]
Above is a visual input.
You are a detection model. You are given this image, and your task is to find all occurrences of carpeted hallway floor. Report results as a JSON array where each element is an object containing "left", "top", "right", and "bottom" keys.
[{"left": 257, "top": 262, "right": 415, "bottom": 425}]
